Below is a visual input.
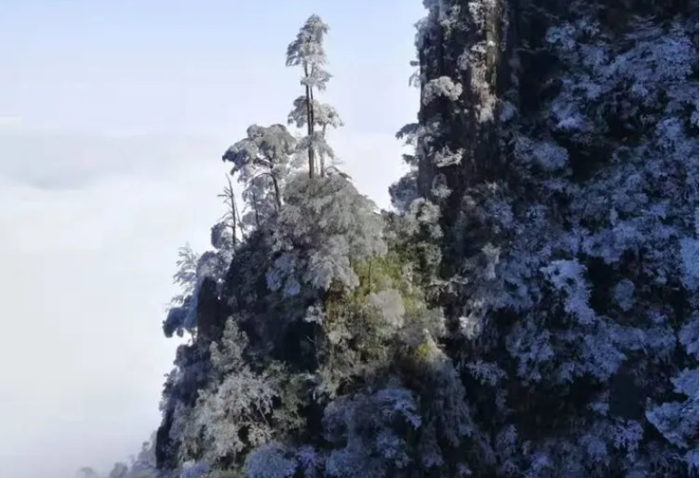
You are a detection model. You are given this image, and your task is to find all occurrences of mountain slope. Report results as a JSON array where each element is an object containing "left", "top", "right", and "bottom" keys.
[{"left": 150, "top": 2, "right": 698, "bottom": 477}]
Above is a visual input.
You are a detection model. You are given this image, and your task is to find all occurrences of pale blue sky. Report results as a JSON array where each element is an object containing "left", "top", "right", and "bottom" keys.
[
  {"left": 0, "top": 2, "right": 424, "bottom": 477},
  {"left": 0, "top": 0, "right": 421, "bottom": 136}
]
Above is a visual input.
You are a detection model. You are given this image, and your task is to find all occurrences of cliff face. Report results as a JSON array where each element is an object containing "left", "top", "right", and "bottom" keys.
[
  {"left": 409, "top": 0, "right": 698, "bottom": 475},
  {"left": 153, "top": 2, "right": 698, "bottom": 477}
]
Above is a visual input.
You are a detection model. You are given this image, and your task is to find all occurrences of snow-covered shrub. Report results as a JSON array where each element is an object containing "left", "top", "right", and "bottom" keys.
[
  {"left": 267, "top": 173, "right": 386, "bottom": 295},
  {"left": 422, "top": 76, "right": 463, "bottom": 104}
]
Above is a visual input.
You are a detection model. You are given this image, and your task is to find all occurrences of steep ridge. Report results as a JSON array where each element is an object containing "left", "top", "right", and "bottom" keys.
[{"left": 141, "top": 2, "right": 700, "bottom": 477}]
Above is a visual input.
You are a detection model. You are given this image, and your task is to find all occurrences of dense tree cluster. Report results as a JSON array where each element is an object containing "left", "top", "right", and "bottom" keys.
[{"left": 86, "top": 2, "right": 697, "bottom": 477}]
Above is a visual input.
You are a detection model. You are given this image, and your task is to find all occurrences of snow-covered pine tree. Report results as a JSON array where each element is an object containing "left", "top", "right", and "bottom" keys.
[
  {"left": 223, "top": 124, "right": 296, "bottom": 215},
  {"left": 286, "top": 14, "right": 339, "bottom": 178}
]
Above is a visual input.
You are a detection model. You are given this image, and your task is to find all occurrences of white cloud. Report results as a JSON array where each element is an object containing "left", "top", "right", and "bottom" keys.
[
  {"left": 0, "top": 134, "right": 225, "bottom": 477},
  {"left": 0, "top": 115, "right": 23, "bottom": 129}
]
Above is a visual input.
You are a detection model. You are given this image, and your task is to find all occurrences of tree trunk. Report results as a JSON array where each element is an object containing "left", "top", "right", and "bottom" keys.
[
  {"left": 235, "top": 204, "right": 245, "bottom": 240},
  {"left": 225, "top": 175, "right": 238, "bottom": 247},
  {"left": 252, "top": 190, "right": 261, "bottom": 228},
  {"left": 266, "top": 159, "right": 283, "bottom": 210},
  {"left": 272, "top": 176, "right": 282, "bottom": 211},
  {"left": 304, "top": 64, "right": 315, "bottom": 178},
  {"left": 320, "top": 124, "right": 327, "bottom": 177}
]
